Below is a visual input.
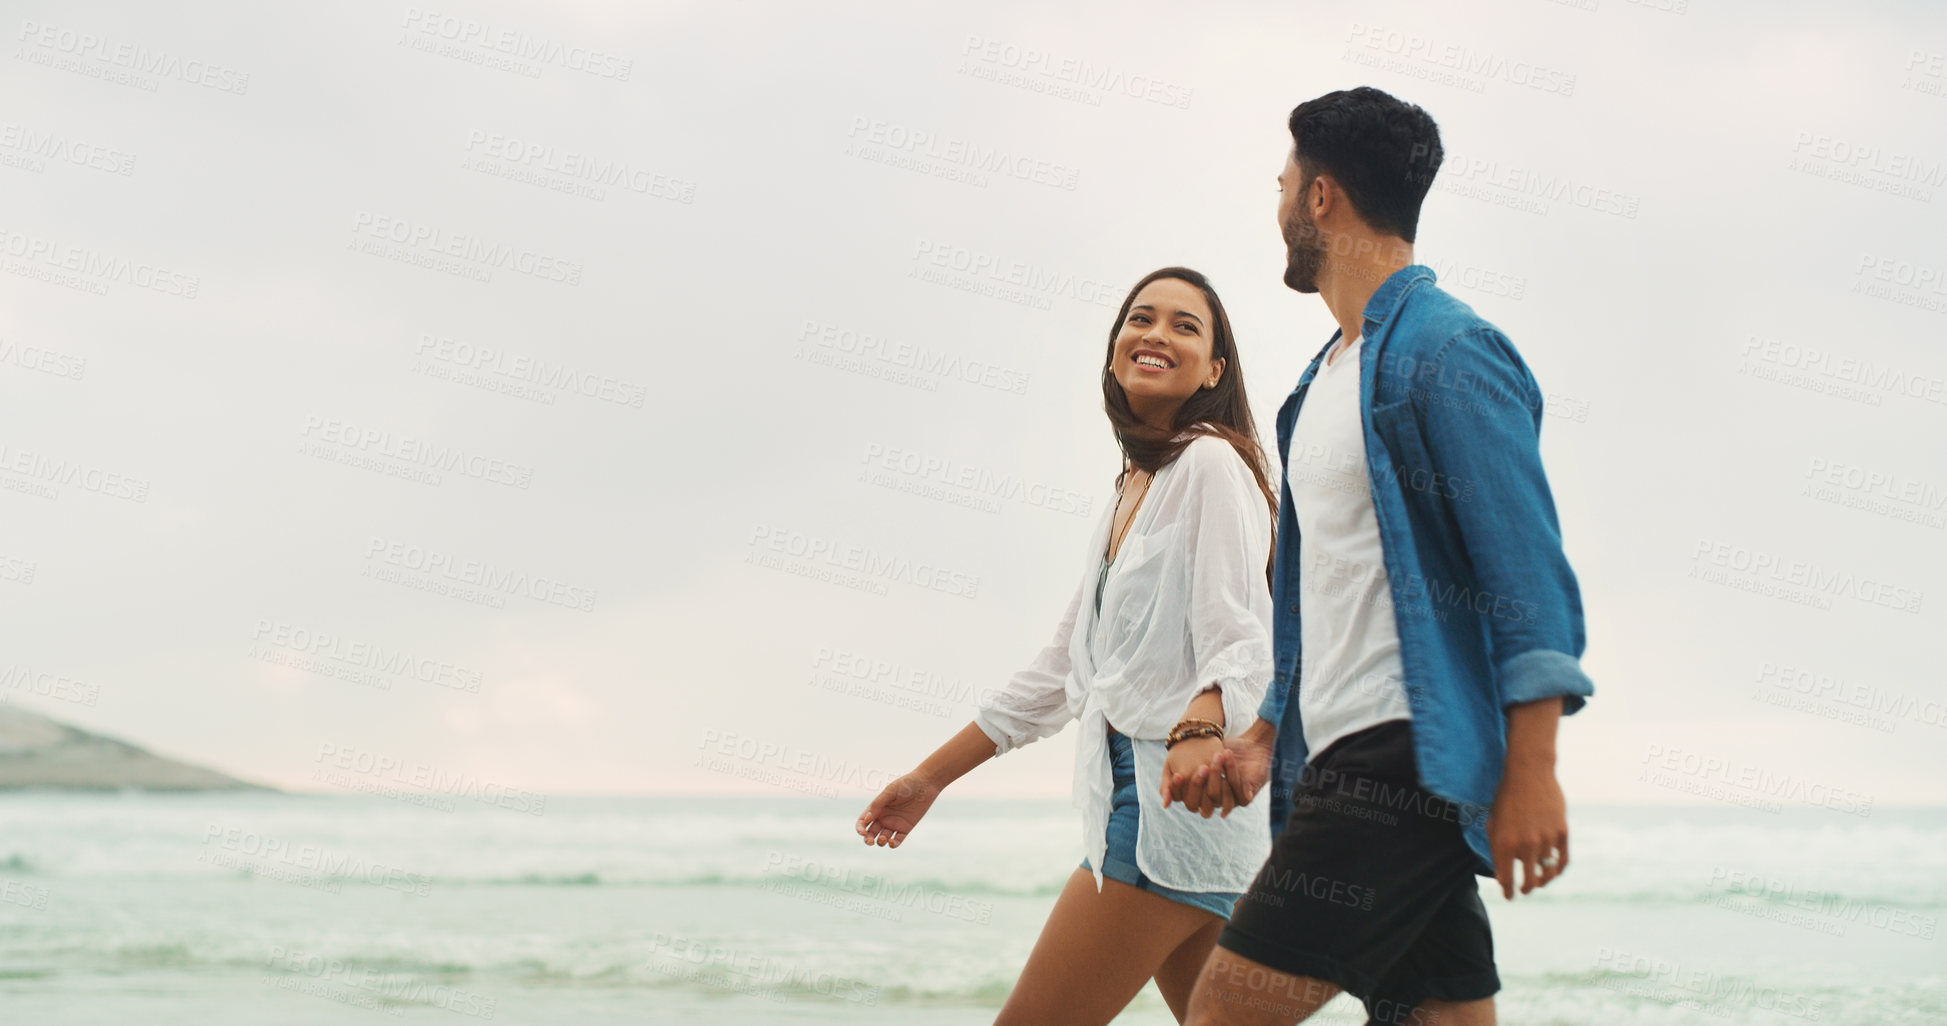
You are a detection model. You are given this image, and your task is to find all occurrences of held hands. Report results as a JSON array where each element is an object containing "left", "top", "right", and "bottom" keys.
[
  {"left": 1160, "top": 736, "right": 1229, "bottom": 817},
  {"left": 856, "top": 771, "right": 941, "bottom": 849},
  {"left": 1487, "top": 759, "right": 1569, "bottom": 899},
  {"left": 1160, "top": 732, "right": 1272, "bottom": 818}
]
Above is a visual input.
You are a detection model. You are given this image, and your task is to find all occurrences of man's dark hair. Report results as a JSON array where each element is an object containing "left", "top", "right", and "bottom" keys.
[{"left": 1289, "top": 87, "right": 1443, "bottom": 242}]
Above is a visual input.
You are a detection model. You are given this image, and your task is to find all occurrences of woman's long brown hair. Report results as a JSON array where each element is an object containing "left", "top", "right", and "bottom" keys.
[{"left": 1101, "top": 266, "right": 1278, "bottom": 585}]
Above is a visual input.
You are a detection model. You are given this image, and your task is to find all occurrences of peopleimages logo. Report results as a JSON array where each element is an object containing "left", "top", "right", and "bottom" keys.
[
  {"left": 1434, "top": 149, "right": 1639, "bottom": 218},
  {"left": 461, "top": 130, "right": 693, "bottom": 203},
  {"left": 907, "top": 239, "right": 1124, "bottom": 310},
  {"left": 809, "top": 646, "right": 1002, "bottom": 717},
  {"left": 0, "top": 227, "right": 199, "bottom": 297},
  {"left": 1755, "top": 661, "right": 1947, "bottom": 731},
  {"left": 1740, "top": 333, "right": 1947, "bottom": 406},
  {"left": 314, "top": 743, "right": 546, "bottom": 815},
  {"left": 251, "top": 619, "right": 484, "bottom": 694},
  {"left": 958, "top": 35, "right": 1194, "bottom": 109},
  {"left": 1639, "top": 744, "right": 1874, "bottom": 816},
  {"left": 1688, "top": 538, "right": 1923, "bottom": 614},
  {"left": 299, "top": 415, "right": 534, "bottom": 490},
  {"left": 846, "top": 117, "right": 1081, "bottom": 191},
  {"left": 348, "top": 211, "right": 583, "bottom": 285},
  {"left": 264, "top": 945, "right": 497, "bottom": 1018},
  {"left": 859, "top": 443, "right": 1089, "bottom": 515},
  {"left": 745, "top": 525, "right": 980, "bottom": 600},
  {"left": 798, "top": 320, "right": 1032, "bottom": 395},
  {"left": 1590, "top": 948, "right": 1825, "bottom": 1020},
  {"left": 0, "top": 123, "right": 136, "bottom": 175},
  {"left": 399, "top": 7, "right": 632, "bottom": 80},
  {"left": 1342, "top": 23, "right": 1576, "bottom": 96},
  {"left": 361, "top": 536, "right": 598, "bottom": 612},
  {"left": 0, "top": 663, "right": 100, "bottom": 706},
  {"left": 413, "top": 333, "right": 648, "bottom": 408},
  {"left": 0, "top": 442, "right": 150, "bottom": 502},
  {"left": 14, "top": 19, "right": 251, "bottom": 94},
  {"left": 1790, "top": 132, "right": 1947, "bottom": 185},
  {"left": 1707, "top": 867, "right": 1937, "bottom": 940},
  {"left": 0, "top": 337, "right": 86, "bottom": 379}
]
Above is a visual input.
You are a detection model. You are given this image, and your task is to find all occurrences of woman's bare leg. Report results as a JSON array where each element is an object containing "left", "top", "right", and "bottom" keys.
[
  {"left": 1153, "top": 917, "right": 1225, "bottom": 1022},
  {"left": 993, "top": 868, "right": 1222, "bottom": 1026}
]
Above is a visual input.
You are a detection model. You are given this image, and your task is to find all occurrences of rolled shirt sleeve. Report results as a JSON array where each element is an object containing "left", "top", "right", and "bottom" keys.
[
  {"left": 1255, "top": 642, "right": 1291, "bottom": 727},
  {"left": 1412, "top": 328, "right": 1595, "bottom": 714},
  {"left": 973, "top": 577, "right": 1084, "bottom": 755},
  {"left": 1181, "top": 437, "right": 1277, "bottom": 735}
]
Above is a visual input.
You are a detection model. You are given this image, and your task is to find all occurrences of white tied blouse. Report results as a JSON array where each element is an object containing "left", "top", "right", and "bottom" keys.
[{"left": 973, "top": 432, "right": 1276, "bottom": 895}]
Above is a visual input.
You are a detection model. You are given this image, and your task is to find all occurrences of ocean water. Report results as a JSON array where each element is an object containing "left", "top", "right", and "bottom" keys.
[{"left": 0, "top": 793, "right": 1941, "bottom": 1024}]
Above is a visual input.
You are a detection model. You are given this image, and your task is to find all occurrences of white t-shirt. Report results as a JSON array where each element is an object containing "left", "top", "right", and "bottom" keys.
[
  {"left": 1287, "top": 335, "right": 1412, "bottom": 757},
  {"left": 974, "top": 432, "right": 1274, "bottom": 895}
]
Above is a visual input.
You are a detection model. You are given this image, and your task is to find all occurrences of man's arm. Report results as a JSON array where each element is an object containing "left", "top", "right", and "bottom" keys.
[
  {"left": 1411, "top": 326, "right": 1587, "bottom": 897},
  {"left": 1256, "top": 669, "right": 1290, "bottom": 726},
  {"left": 1410, "top": 327, "right": 1595, "bottom": 712},
  {"left": 1488, "top": 697, "right": 1566, "bottom": 898}
]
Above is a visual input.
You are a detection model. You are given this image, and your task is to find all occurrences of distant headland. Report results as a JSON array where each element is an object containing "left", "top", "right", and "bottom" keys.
[{"left": 0, "top": 704, "right": 273, "bottom": 791}]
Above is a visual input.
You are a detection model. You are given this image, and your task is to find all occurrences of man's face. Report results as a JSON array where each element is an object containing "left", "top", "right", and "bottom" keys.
[{"left": 1277, "top": 145, "right": 1324, "bottom": 293}]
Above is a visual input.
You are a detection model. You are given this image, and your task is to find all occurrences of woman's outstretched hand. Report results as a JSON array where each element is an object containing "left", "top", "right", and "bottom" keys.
[{"left": 856, "top": 771, "right": 941, "bottom": 848}]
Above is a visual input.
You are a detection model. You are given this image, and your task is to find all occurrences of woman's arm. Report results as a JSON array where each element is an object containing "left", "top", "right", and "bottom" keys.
[
  {"left": 1163, "top": 688, "right": 1231, "bottom": 816},
  {"left": 1180, "top": 439, "right": 1276, "bottom": 734},
  {"left": 855, "top": 721, "right": 999, "bottom": 848},
  {"left": 859, "top": 578, "right": 1087, "bottom": 848},
  {"left": 1181, "top": 687, "right": 1225, "bottom": 730},
  {"left": 971, "top": 576, "right": 1087, "bottom": 755},
  {"left": 1175, "top": 438, "right": 1269, "bottom": 735},
  {"left": 1160, "top": 686, "right": 1230, "bottom": 815},
  {"left": 1160, "top": 437, "right": 1277, "bottom": 816},
  {"left": 916, "top": 721, "right": 1004, "bottom": 790}
]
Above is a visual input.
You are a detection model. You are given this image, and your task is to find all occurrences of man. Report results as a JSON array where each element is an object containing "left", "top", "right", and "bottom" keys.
[{"left": 1163, "top": 87, "right": 1596, "bottom": 1025}]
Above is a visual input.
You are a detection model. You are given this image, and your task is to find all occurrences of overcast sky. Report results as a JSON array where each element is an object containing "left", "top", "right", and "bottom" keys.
[{"left": 3, "top": 0, "right": 1943, "bottom": 813}]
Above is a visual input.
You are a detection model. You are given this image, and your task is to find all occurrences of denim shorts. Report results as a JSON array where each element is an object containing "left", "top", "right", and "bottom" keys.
[{"left": 1080, "top": 728, "right": 1244, "bottom": 919}]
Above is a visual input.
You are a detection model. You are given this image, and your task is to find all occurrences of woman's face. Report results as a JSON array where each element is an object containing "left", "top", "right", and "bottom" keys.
[{"left": 1111, "top": 277, "right": 1224, "bottom": 428}]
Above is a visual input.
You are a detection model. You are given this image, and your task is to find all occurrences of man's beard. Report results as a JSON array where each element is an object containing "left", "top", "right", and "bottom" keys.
[{"left": 1281, "top": 209, "right": 1324, "bottom": 293}]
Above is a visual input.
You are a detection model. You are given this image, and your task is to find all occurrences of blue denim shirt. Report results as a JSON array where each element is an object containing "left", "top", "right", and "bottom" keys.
[{"left": 1256, "top": 264, "right": 1595, "bottom": 875}]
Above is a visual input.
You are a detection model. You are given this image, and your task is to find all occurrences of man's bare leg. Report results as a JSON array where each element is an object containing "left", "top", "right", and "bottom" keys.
[
  {"left": 1183, "top": 944, "right": 1341, "bottom": 1025},
  {"left": 1416, "top": 997, "right": 1495, "bottom": 1025}
]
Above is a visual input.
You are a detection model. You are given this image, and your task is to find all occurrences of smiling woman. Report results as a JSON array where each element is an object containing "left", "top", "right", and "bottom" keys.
[
  {"left": 853, "top": 267, "right": 1283, "bottom": 1025},
  {"left": 1101, "top": 268, "right": 1278, "bottom": 524}
]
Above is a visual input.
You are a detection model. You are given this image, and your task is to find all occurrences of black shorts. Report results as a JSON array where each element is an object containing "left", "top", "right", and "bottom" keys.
[{"left": 1215, "top": 719, "right": 1499, "bottom": 1024}]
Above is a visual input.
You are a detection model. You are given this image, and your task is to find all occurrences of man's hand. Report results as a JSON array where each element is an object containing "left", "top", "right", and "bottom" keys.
[
  {"left": 1208, "top": 732, "right": 1273, "bottom": 810},
  {"left": 1488, "top": 698, "right": 1568, "bottom": 899}
]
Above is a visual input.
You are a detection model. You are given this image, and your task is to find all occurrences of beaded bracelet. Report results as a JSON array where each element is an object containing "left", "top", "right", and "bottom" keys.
[
  {"left": 1165, "top": 718, "right": 1225, "bottom": 749},
  {"left": 1166, "top": 724, "right": 1222, "bottom": 749}
]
